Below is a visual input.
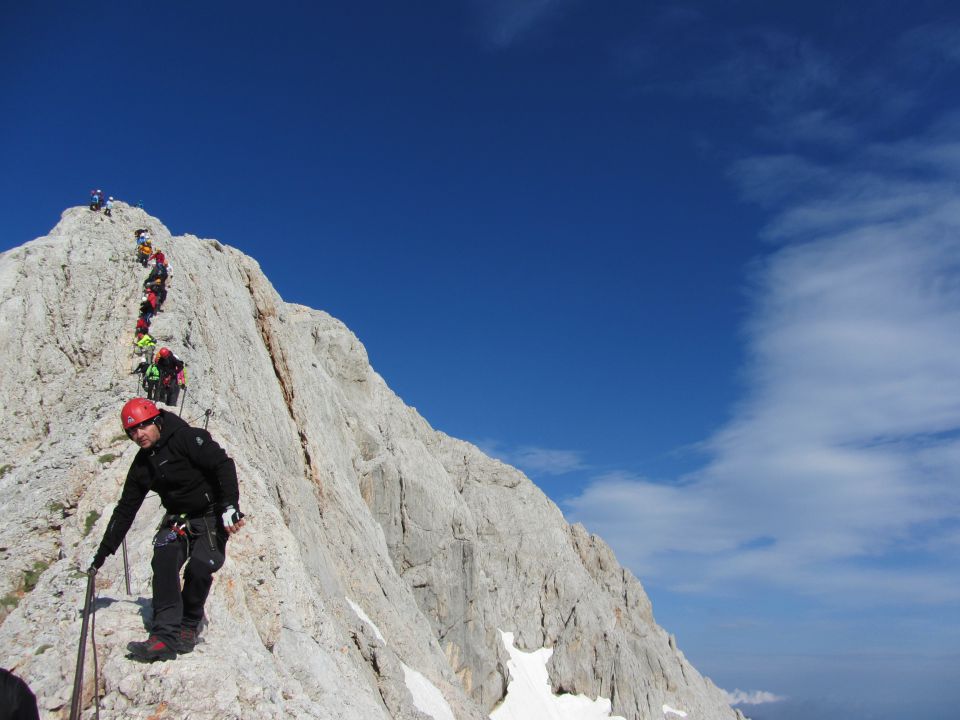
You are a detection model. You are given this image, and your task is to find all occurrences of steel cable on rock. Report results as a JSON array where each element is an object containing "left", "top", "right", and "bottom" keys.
[
  {"left": 69, "top": 571, "right": 102, "bottom": 720},
  {"left": 90, "top": 582, "right": 101, "bottom": 720}
]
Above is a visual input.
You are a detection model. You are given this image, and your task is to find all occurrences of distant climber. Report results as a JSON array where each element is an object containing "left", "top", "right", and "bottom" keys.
[
  {"left": 104, "top": 196, "right": 114, "bottom": 216},
  {"left": 145, "top": 287, "right": 159, "bottom": 313},
  {"left": 138, "top": 291, "right": 158, "bottom": 325},
  {"left": 154, "top": 347, "right": 186, "bottom": 406},
  {"left": 143, "top": 361, "right": 161, "bottom": 400},
  {"left": 135, "top": 315, "right": 151, "bottom": 336},
  {"left": 137, "top": 240, "right": 153, "bottom": 267},
  {"left": 89, "top": 189, "right": 103, "bottom": 211},
  {"left": 134, "top": 332, "right": 157, "bottom": 362},
  {"left": 90, "top": 398, "right": 245, "bottom": 662},
  {"left": 143, "top": 276, "right": 167, "bottom": 310},
  {"left": 146, "top": 257, "right": 168, "bottom": 285}
]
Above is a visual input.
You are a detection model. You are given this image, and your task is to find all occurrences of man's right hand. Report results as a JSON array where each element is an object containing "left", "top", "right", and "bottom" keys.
[{"left": 89, "top": 550, "right": 106, "bottom": 572}]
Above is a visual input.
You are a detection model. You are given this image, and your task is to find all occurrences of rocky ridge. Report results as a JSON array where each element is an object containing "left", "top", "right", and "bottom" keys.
[{"left": 0, "top": 204, "right": 741, "bottom": 720}]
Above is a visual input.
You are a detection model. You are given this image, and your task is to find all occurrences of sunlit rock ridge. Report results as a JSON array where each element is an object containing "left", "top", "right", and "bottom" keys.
[{"left": 0, "top": 204, "right": 741, "bottom": 720}]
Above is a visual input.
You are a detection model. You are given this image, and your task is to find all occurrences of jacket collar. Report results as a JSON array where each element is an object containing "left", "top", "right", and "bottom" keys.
[{"left": 154, "top": 410, "right": 189, "bottom": 449}]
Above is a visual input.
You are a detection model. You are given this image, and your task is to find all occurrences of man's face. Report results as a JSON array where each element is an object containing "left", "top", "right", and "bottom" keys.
[{"left": 127, "top": 419, "right": 161, "bottom": 449}]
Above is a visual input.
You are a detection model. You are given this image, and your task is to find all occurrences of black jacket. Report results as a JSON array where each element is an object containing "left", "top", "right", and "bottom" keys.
[
  {"left": 95, "top": 411, "right": 239, "bottom": 561},
  {"left": 155, "top": 353, "right": 184, "bottom": 379}
]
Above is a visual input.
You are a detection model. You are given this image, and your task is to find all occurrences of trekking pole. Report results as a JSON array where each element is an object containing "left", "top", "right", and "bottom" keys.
[
  {"left": 69, "top": 569, "right": 97, "bottom": 720},
  {"left": 121, "top": 538, "right": 131, "bottom": 595},
  {"left": 203, "top": 408, "right": 213, "bottom": 431},
  {"left": 178, "top": 386, "right": 188, "bottom": 417}
]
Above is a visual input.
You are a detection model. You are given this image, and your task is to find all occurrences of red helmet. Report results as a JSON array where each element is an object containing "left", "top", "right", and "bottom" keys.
[
  {"left": 157, "top": 347, "right": 171, "bottom": 358},
  {"left": 120, "top": 398, "right": 160, "bottom": 430}
]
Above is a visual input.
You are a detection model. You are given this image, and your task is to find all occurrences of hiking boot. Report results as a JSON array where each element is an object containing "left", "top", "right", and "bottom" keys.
[
  {"left": 175, "top": 626, "right": 198, "bottom": 654},
  {"left": 127, "top": 635, "right": 177, "bottom": 662}
]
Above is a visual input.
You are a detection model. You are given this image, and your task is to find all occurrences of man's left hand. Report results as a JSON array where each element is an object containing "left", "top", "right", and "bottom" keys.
[{"left": 221, "top": 506, "right": 245, "bottom": 535}]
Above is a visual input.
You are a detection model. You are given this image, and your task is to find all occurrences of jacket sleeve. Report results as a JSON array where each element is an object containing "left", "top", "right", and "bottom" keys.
[
  {"left": 184, "top": 429, "right": 240, "bottom": 511},
  {"left": 94, "top": 461, "right": 150, "bottom": 562}
]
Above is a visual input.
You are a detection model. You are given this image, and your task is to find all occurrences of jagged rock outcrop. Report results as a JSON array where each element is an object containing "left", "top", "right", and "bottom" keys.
[{"left": 0, "top": 204, "right": 739, "bottom": 719}]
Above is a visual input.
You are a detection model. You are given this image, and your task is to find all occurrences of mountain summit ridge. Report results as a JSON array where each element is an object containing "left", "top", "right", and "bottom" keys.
[{"left": 0, "top": 204, "right": 741, "bottom": 720}]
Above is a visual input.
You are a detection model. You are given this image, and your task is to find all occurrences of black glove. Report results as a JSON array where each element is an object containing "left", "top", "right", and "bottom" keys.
[{"left": 90, "top": 549, "right": 107, "bottom": 571}]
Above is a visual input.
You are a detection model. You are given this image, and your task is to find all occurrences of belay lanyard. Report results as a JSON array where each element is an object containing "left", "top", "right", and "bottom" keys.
[{"left": 153, "top": 513, "right": 190, "bottom": 549}]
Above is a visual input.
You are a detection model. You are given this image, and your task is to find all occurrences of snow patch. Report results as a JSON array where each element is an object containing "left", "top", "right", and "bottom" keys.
[
  {"left": 402, "top": 663, "right": 456, "bottom": 720},
  {"left": 345, "top": 597, "right": 385, "bottom": 642},
  {"left": 663, "top": 705, "right": 688, "bottom": 718},
  {"left": 489, "top": 629, "right": 627, "bottom": 720}
]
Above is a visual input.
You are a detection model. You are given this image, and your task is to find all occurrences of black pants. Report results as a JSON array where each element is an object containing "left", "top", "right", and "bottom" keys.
[{"left": 150, "top": 516, "right": 227, "bottom": 644}]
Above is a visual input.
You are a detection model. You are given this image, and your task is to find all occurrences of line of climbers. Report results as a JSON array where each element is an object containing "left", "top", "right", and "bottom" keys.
[
  {"left": 75, "top": 194, "right": 244, "bottom": 671},
  {"left": 125, "top": 225, "right": 187, "bottom": 408},
  {"left": 89, "top": 189, "right": 143, "bottom": 216}
]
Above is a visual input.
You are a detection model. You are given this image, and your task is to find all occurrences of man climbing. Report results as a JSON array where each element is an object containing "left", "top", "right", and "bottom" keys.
[
  {"left": 104, "top": 196, "right": 115, "bottom": 216},
  {"left": 90, "top": 398, "right": 245, "bottom": 662},
  {"left": 143, "top": 277, "right": 167, "bottom": 311},
  {"left": 134, "top": 331, "right": 157, "bottom": 363},
  {"left": 138, "top": 239, "right": 153, "bottom": 267},
  {"left": 145, "top": 257, "right": 168, "bottom": 288},
  {"left": 154, "top": 347, "right": 186, "bottom": 406},
  {"left": 138, "top": 291, "right": 157, "bottom": 325},
  {"left": 143, "top": 361, "right": 161, "bottom": 400},
  {"left": 89, "top": 189, "right": 102, "bottom": 211},
  {"left": 144, "top": 287, "right": 159, "bottom": 313}
]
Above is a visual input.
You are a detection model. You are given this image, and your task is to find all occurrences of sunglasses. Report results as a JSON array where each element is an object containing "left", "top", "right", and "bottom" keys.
[{"left": 126, "top": 418, "right": 158, "bottom": 437}]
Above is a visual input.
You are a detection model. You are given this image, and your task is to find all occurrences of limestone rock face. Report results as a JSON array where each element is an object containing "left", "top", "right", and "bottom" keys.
[{"left": 0, "top": 204, "right": 738, "bottom": 720}]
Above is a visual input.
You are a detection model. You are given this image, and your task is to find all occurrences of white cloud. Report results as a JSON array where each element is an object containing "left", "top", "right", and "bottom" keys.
[
  {"left": 722, "top": 689, "right": 786, "bottom": 706},
  {"left": 476, "top": 439, "right": 586, "bottom": 476},
  {"left": 699, "top": 29, "right": 838, "bottom": 111},
  {"left": 469, "top": 0, "right": 574, "bottom": 47},
  {"left": 761, "top": 109, "right": 859, "bottom": 147},
  {"left": 898, "top": 23, "right": 960, "bottom": 66},
  {"left": 626, "top": 26, "right": 839, "bottom": 117},
  {"left": 566, "top": 127, "right": 960, "bottom": 605},
  {"left": 510, "top": 446, "right": 586, "bottom": 475}
]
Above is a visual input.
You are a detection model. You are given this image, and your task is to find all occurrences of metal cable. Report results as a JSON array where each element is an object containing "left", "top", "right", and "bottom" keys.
[{"left": 91, "top": 583, "right": 100, "bottom": 720}]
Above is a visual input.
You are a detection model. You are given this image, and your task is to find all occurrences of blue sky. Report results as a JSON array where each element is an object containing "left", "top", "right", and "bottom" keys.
[{"left": 4, "top": 2, "right": 960, "bottom": 718}]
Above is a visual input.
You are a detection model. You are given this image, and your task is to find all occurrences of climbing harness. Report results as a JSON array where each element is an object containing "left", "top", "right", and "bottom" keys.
[{"left": 153, "top": 514, "right": 190, "bottom": 549}]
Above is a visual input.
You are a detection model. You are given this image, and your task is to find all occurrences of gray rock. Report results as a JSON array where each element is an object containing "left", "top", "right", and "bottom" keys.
[{"left": 0, "top": 203, "right": 739, "bottom": 719}]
